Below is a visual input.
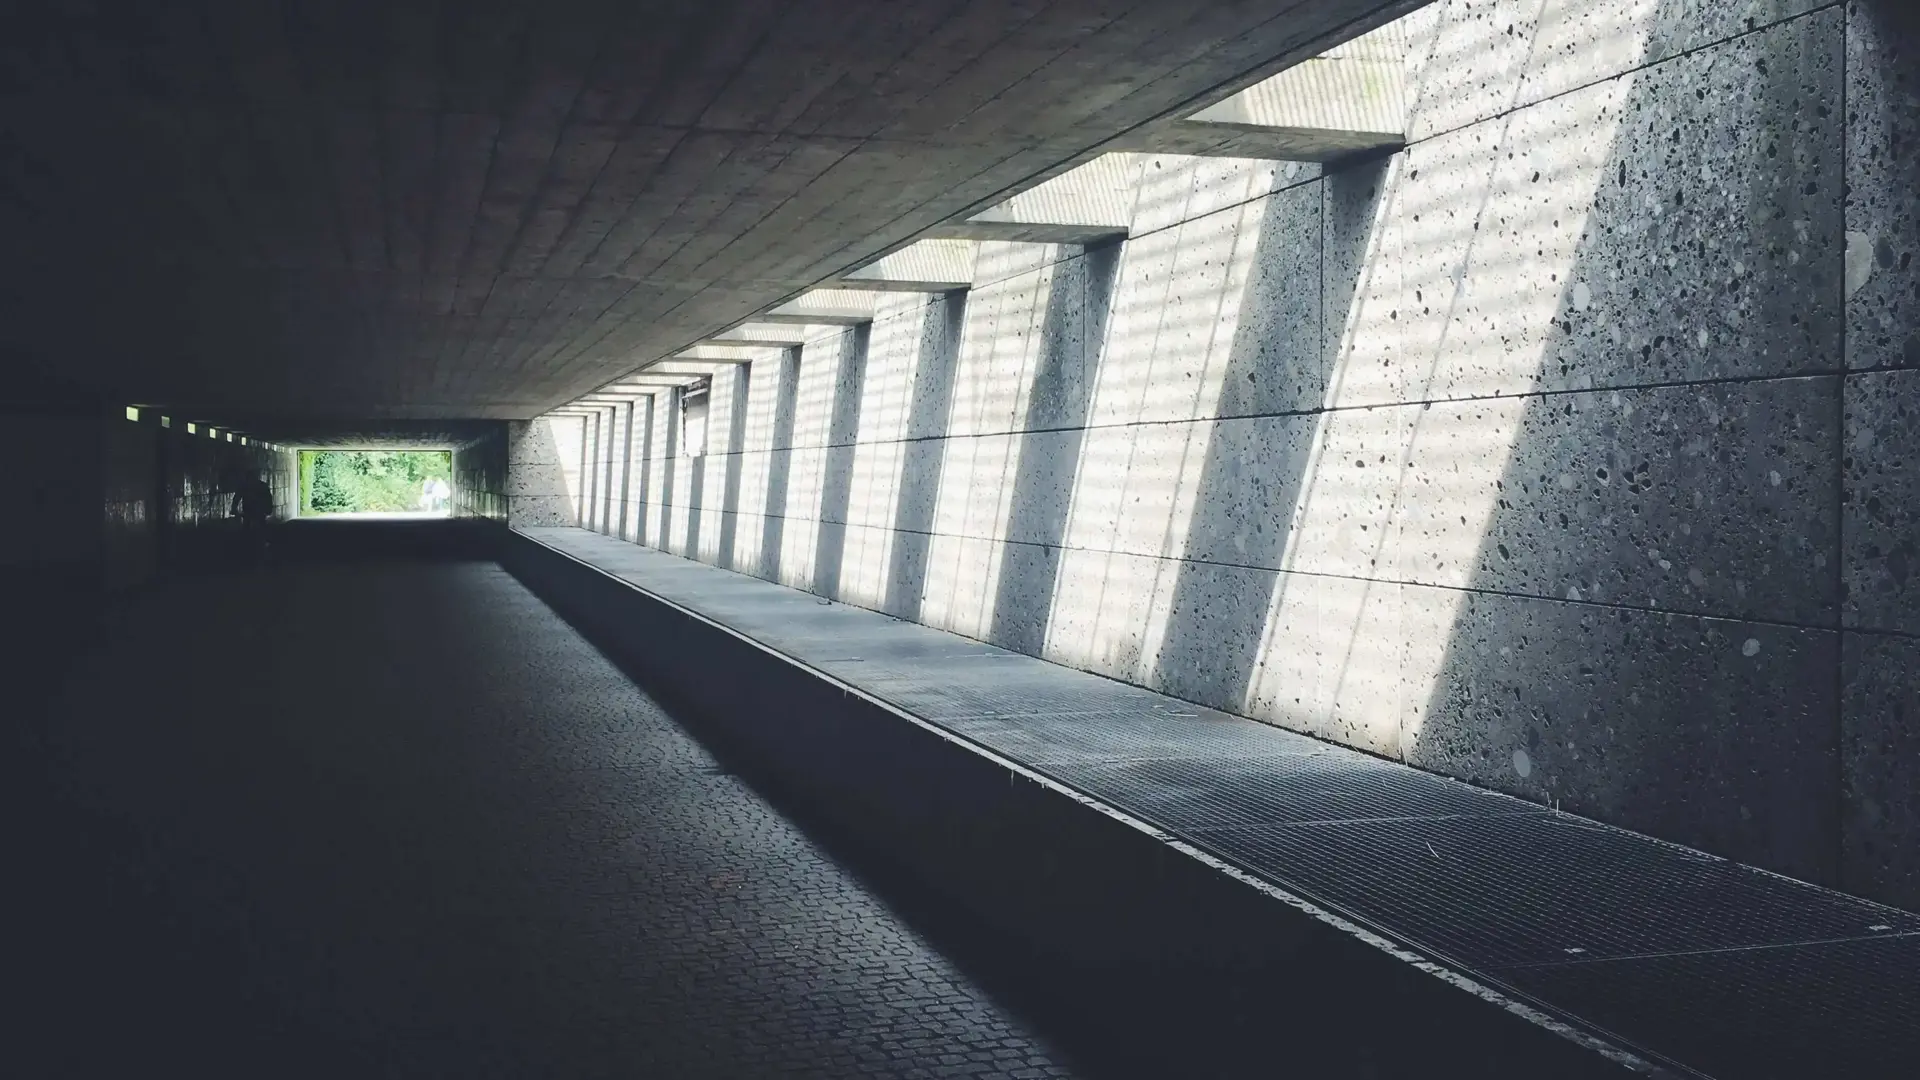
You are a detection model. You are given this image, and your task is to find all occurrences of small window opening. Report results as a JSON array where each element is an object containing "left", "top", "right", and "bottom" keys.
[{"left": 681, "top": 379, "right": 711, "bottom": 458}]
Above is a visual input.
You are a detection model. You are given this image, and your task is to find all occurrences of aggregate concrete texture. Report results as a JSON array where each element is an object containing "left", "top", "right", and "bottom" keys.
[
  {"left": 1842, "top": 630, "right": 1920, "bottom": 910},
  {"left": 507, "top": 416, "right": 582, "bottom": 527},
  {"left": 22, "top": 549, "right": 1075, "bottom": 1079},
  {"left": 1846, "top": 0, "right": 1920, "bottom": 371},
  {"left": 1844, "top": 369, "right": 1920, "bottom": 632},
  {"left": 536, "top": 0, "right": 1920, "bottom": 905}
]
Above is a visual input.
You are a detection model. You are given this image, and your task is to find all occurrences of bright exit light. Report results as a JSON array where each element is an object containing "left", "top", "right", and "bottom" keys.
[
  {"left": 124, "top": 406, "right": 140, "bottom": 421},
  {"left": 299, "top": 449, "right": 455, "bottom": 518}
]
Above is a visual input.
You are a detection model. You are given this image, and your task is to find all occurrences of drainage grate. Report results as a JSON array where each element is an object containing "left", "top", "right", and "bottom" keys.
[
  {"left": 529, "top": 530, "right": 1920, "bottom": 1079},
  {"left": 815, "top": 651, "right": 1035, "bottom": 678},
  {"left": 857, "top": 676, "right": 1173, "bottom": 721},
  {"left": 1496, "top": 934, "right": 1920, "bottom": 1079},
  {"left": 1042, "top": 753, "right": 1541, "bottom": 830},
  {"left": 1187, "top": 814, "right": 1920, "bottom": 969},
  {"left": 946, "top": 709, "right": 1332, "bottom": 765}
]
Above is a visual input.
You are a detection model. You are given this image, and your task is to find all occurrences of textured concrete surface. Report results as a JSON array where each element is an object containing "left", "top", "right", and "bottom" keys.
[
  {"left": 1843, "top": 630, "right": 1920, "bottom": 910},
  {"left": 540, "top": 1, "right": 1920, "bottom": 905},
  {"left": 1396, "top": 10, "right": 1843, "bottom": 404},
  {"left": 452, "top": 424, "right": 510, "bottom": 522},
  {"left": 1402, "top": 0, "right": 1831, "bottom": 140},
  {"left": 19, "top": 545, "right": 1074, "bottom": 1078},
  {"left": 510, "top": 524, "right": 1920, "bottom": 1078},
  {"left": 1845, "top": 369, "right": 1920, "bottom": 632},
  {"left": 1407, "top": 585, "right": 1841, "bottom": 882},
  {"left": 1415, "top": 377, "right": 1840, "bottom": 624},
  {"left": 1847, "top": 0, "right": 1920, "bottom": 372},
  {"left": 2, "top": 0, "right": 1420, "bottom": 428},
  {"left": 507, "top": 416, "right": 583, "bottom": 527}
]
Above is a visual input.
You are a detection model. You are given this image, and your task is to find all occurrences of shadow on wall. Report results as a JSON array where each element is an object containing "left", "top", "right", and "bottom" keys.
[
  {"left": 1841, "top": 0, "right": 1920, "bottom": 911},
  {"left": 811, "top": 324, "right": 873, "bottom": 598},
  {"left": 1108, "top": 0, "right": 1846, "bottom": 882},
  {"left": 883, "top": 292, "right": 969, "bottom": 620},
  {"left": 1402, "top": 4, "right": 1846, "bottom": 883},
  {"left": 654, "top": 390, "right": 680, "bottom": 549},
  {"left": 563, "top": 0, "right": 1910, "bottom": 900},
  {"left": 627, "top": 398, "right": 655, "bottom": 542},
  {"left": 452, "top": 425, "right": 509, "bottom": 522},
  {"left": 1145, "top": 173, "right": 1343, "bottom": 711},
  {"left": 507, "top": 418, "right": 576, "bottom": 528},
  {"left": 758, "top": 353, "right": 801, "bottom": 581},
  {"left": 716, "top": 371, "right": 753, "bottom": 569},
  {"left": 684, "top": 406, "right": 706, "bottom": 557},
  {"left": 988, "top": 241, "right": 1123, "bottom": 654},
  {"left": 923, "top": 0, "right": 1862, "bottom": 885}
]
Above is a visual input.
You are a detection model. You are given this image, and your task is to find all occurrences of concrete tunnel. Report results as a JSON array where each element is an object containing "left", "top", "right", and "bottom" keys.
[{"left": 5, "top": 1, "right": 1919, "bottom": 1076}]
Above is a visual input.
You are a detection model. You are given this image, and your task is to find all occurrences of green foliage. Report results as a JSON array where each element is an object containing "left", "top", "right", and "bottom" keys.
[{"left": 301, "top": 450, "right": 452, "bottom": 514}]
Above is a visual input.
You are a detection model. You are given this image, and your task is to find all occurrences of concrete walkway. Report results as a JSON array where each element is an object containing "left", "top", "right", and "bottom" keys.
[
  {"left": 513, "top": 525, "right": 1920, "bottom": 1080},
  {"left": 17, "top": 546, "right": 1074, "bottom": 1078}
]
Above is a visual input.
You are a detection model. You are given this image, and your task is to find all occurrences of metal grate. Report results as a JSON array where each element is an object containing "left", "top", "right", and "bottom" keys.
[
  {"left": 530, "top": 529, "right": 1920, "bottom": 1079},
  {"left": 1041, "top": 753, "right": 1540, "bottom": 830},
  {"left": 944, "top": 709, "right": 1333, "bottom": 765},
  {"left": 814, "top": 649, "right": 1033, "bottom": 674},
  {"left": 1187, "top": 814, "right": 1920, "bottom": 969},
  {"left": 1496, "top": 935, "right": 1920, "bottom": 1079},
  {"left": 856, "top": 676, "right": 1174, "bottom": 722}
]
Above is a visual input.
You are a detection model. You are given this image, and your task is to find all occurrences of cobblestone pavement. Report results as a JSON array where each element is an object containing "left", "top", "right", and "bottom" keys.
[{"left": 23, "top": 556, "right": 1077, "bottom": 1079}]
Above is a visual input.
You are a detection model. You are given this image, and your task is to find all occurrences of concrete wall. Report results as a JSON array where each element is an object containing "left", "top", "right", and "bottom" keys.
[
  {"left": 0, "top": 409, "right": 108, "bottom": 600},
  {"left": 151, "top": 416, "right": 296, "bottom": 572},
  {"left": 1, "top": 403, "right": 295, "bottom": 597},
  {"left": 544, "top": 0, "right": 1920, "bottom": 907},
  {"left": 451, "top": 424, "right": 509, "bottom": 522},
  {"left": 506, "top": 416, "right": 583, "bottom": 527},
  {"left": 1841, "top": 0, "right": 1920, "bottom": 909}
]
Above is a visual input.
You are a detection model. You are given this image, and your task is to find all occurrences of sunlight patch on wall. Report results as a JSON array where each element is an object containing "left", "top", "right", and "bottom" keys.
[
  {"left": 776, "top": 330, "right": 849, "bottom": 589},
  {"left": 696, "top": 371, "right": 742, "bottom": 562},
  {"left": 838, "top": 295, "right": 934, "bottom": 607},
  {"left": 645, "top": 393, "right": 675, "bottom": 547},
  {"left": 1241, "top": 10, "right": 1649, "bottom": 756},
  {"left": 1045, "top": 162, "right": 1279, "bottom": 683},
  {"left": 548, "top": 415, "right": 587, "bottom": 524},
  {"left": 726, "top": 356, "right": 784, "bottom": 572},
  {"left": 920, "top": 245, "right": 1060, "bottom": 638}
]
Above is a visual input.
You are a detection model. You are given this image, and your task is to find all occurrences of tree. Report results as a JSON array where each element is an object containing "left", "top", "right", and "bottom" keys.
[{"left": 301, "top": 450, "right": 451, "bottom": 514}]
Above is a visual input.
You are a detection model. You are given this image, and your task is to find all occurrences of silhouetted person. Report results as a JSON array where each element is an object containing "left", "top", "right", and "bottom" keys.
[{"left": 231, "top": 473, "right": 274, "bottom": 555}]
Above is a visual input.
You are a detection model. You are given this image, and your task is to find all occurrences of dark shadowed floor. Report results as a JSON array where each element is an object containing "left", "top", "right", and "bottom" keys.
[{"left": 11, "top": 538, "right": 1074, "bottom": 1079}]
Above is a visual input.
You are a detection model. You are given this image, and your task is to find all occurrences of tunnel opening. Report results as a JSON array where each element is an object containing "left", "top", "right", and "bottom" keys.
[{"left": 297, "top": 449, "right": 454, "bottom": 519}]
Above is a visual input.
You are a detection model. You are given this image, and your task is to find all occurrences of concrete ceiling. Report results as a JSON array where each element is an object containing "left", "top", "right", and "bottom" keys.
[
  {"left": 227, "top": 419, "right": 507, "bottom": 450},
  {"left": 1, "top": 0, "right": 1411, "bottom": 443}
]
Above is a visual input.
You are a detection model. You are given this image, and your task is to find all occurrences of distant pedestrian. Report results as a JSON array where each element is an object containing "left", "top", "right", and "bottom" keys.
[
  {"left": 232, "top": 473, "right": 274, "bottom": 557},
  {"left": 428, "top": 477, "right": 451, "bottom": 513}
]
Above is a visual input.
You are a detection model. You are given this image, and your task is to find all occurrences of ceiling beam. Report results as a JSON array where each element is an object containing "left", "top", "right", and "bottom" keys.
[
  {"left": 926, "top": 154, "right": 1138, "bottom": 245},
  {"left": 825, "top": 239, "right": 976, "bottom": 292},
  {"left": 704, "top": 324, "right": 815, "bottom": 347},
  {"left": 757, "top": 290, "right": 884, "bottom": 325},
  {"left": 660, "top": 346, "right": 772, "bottom": 365},
  {"left": 609, "top": 373, "right": 708, "bottom": 388},
  {"left": 1109, "top": 20, "right": 1406, "bottom": 162}
]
